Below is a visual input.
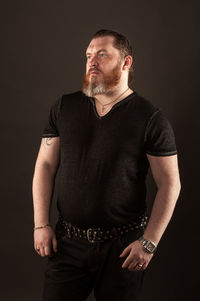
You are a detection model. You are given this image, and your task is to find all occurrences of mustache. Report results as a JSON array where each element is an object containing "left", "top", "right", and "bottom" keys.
[{"left": 88, "top": 68, "right": 102, "bottom": 74}]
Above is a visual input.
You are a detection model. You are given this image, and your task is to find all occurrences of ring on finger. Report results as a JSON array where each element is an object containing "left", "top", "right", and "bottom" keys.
[
  {"left": 128, "top": 263, "right": 136, "bottom": 270},
  {"left": 138, "top": 263, "right": 143, "bottom": 268}
]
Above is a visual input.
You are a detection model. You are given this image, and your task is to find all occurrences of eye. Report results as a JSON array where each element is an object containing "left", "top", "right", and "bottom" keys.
[
  {"left": 86, "top": 55, "right": 91, "bottom": 60},
  {"left": 99, "top": 53, "right": 106, "bottom": 57}
]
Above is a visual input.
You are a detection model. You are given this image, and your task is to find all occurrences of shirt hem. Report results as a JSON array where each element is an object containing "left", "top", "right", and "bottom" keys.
[
  {"left": 146, "top": 150, "right": 177, "bottom": 156},
  {"left": 42, "top": 133, "right": 59, "bottom": 138}
]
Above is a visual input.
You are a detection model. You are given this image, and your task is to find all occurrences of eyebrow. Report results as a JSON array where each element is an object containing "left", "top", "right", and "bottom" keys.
[{"left": 86, "top": 48, "right": 108, "bottom": 55}]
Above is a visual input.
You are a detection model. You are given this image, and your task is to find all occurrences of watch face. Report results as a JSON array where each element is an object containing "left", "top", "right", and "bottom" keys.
[
  {"left": 146, "top": 241, "right": 156, "bottom": 252},
  {"left": 139, "top": 237, "right": 157, "bottom": 253}
]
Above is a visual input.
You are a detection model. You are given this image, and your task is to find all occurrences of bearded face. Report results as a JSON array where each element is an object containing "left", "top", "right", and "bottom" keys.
[{"left": 82, "top": 61, "right": 122, "bottom": 97}]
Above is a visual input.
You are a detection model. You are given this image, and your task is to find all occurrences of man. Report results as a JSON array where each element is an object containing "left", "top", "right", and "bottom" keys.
[{"left": 32, "top": 29, "right": 181, "bottom": 301}]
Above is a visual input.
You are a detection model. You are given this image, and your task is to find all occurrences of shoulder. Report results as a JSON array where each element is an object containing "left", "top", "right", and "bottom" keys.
[
  {"left": 134, "top": 92, "right": 157, "bottom": 112},
  {"left": 58, "top": 90, "right": 84, "bottom": 109},
  {"left": 133, "top": 93, "right": 175, "bottom": 133},
  {"left": 62, "top": 90, "right": 83, "bottom": 102},
  {"left": 133, "top": 92, "right": 158, "bottom": 118}
]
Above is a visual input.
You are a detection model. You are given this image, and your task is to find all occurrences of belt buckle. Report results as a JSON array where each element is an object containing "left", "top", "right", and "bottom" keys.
[{"left": 86, "top": 228, "right": 95, "bottom": 243}]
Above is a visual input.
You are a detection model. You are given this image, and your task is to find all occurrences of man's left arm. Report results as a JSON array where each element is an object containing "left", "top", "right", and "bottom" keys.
[{"left": 120, "top": 154, "right": 181, "bottom": 271}]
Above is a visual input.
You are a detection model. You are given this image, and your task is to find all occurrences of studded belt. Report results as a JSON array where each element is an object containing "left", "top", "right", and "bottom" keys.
[{"left": 56, "top": 214, "right": 148, "bottom": 243}]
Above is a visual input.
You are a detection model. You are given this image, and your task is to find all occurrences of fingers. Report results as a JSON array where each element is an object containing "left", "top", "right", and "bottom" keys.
[
  {"left": 35, "top": 245, "right": 52, "bottom": 257},
  {"left": 128, "top": 262, "right": 137, "bottom": 271},
  {"left": 35, "top": 248, "right": 41, "bottom": 256},
  {"left": 44, "top": 246, "right": 52, "bottom": 257},
  {"left": 128, "top": 261, "right": 146, "bottom": 272},
  {"left": 34, "top": 239, "right": 54, "bottom": 257},
  {"left": 140, "top": 261, "right": 148, "bottom": 270},
  {"left": 121, "top": 242, "right": 153, "bottom": 272},
  {"left": 34, "top": 228, "right": 57, "bottom": 258},
  {"left": 34, "top": 242, "right": 41, "bottom": 255},
  {"left": 122, "top": 253, "right": 137, "bottom": 269},
  {"left": 52, "top": 236, "right": 58, "bottom": 253},
  {"left": 39, "top": 246, "right": 46, "bottom": 257},
  {"left": 122, "top": 254, "right": 149, "bottom": 271},
  {"left": 119, "top": 244, "right": 132, "bottom": 258},
  {"left": 125, "top": 258, "right": 150, "bottom": 271}
]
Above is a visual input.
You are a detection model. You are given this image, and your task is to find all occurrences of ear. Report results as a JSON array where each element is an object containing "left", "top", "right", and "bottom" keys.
[{"left": 122, "top": 55, "right": 133, "bottom": 70}]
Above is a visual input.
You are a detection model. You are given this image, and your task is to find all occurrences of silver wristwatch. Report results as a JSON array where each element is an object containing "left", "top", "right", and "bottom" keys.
[{"left": 138, "top": 236, "right": 157, "bottom": 254}]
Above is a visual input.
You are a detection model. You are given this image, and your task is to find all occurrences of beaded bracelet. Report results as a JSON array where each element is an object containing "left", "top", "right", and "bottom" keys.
[{"left": 34, "top": 223, "right": 51, "bottom": 230}]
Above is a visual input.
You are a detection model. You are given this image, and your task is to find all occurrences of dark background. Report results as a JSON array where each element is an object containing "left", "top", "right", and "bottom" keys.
[{"left": 1, "top": 0, "right": 199, "bottom": 300}]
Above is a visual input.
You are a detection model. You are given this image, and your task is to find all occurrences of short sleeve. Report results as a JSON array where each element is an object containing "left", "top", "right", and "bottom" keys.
[
  {"left": 144, "top": 109, "right": 177, "bottom": 156},
  {"left": 42, "top": 96, "right": 62, "bottom": 138}
]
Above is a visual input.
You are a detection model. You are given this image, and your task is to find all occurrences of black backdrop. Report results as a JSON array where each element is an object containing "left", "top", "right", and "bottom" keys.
[{"left": 1, "top": 0, "right": 199, "bottom": 300}]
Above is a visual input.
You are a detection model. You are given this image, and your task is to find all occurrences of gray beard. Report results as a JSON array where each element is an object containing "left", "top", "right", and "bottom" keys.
[{"left": 82, "top": 82, "right": 106, "bottom": 97}]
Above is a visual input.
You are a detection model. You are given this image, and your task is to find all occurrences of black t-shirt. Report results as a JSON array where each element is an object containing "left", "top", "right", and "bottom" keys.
[{"left": 42, "top": 90, "right": 177, "bottom": 228}]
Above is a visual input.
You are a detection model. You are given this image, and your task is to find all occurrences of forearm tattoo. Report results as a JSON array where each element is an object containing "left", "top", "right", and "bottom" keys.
[{"left": 43, "top": 137, "right": 53, "bottom": 146}]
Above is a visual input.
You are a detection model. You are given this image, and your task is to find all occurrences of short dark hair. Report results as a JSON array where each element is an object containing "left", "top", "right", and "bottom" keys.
[{"left": 92, "top": 29, "right": 135, "bottom": 85}]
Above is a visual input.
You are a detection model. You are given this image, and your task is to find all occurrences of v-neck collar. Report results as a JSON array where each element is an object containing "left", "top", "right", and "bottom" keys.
[{"left": 88, "top": 91, "right": 137, "bottom": 119}]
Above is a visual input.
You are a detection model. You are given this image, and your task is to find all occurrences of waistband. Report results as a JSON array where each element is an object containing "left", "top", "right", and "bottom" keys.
[{"left": 56, "top": 213, "right": 148, "bottom": 243}]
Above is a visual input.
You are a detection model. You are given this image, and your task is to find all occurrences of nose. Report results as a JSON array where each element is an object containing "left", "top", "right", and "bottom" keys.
[{"left": 89, "top": 55, "right": 98, "bottom": 68}]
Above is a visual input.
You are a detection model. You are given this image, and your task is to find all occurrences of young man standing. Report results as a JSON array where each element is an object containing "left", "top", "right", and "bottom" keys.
[{"left": 32, "top": 29, "right": 181, "bottom": 301}]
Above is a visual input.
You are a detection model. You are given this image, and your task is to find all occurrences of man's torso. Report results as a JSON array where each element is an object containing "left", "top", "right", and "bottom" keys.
[{"left": 45, "top": 91, "right": 157, "bottom": 228}]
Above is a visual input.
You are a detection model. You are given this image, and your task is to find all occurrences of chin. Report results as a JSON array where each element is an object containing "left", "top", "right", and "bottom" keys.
[
  {"left": 82, "top": 83, "right": 106, "bottom": 97},
  {"left": 82, "top": 73, "right": 106, "bottom": 97}
]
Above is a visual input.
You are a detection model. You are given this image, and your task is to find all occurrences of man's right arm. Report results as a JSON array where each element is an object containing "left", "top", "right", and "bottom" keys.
[{"left": 32, "top": 137, "right": 60, "bottom": 257}]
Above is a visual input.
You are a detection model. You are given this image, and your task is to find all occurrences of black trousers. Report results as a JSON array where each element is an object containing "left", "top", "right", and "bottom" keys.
[{"left": 43, "top": 222, "right": 145, "bottom": 301}]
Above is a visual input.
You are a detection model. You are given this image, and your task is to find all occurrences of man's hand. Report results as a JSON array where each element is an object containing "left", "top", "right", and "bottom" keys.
[
  {"left": 119, "top": 240, "right": 153, "bottom": 271},
  {"left": 34, "top": 226, "right": 58, "bottom": 257}
]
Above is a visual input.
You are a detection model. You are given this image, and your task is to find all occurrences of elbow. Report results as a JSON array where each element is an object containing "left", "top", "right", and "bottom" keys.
[
  {"left": 168, "top": 177, "right": 181, "bottom": 202},
  {"left": 176, "top": 178, "right": 181, "bottom": 199},
  {"left": 34, "top": 159, "right": 59, "bottom": 178},
  {"left": 178, "top": 177, "right": 181, "bottom": 192},
  {"left": 157, "top": 176, "right": 181, "bottom": 201},
  {"left": 43, "top": 161, "right": 59, "bottom": 176}
]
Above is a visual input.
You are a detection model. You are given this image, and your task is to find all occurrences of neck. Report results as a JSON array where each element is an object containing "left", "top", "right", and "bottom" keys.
[{"left": 94, "top": 85, "right": 133, "bottom": 105}]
